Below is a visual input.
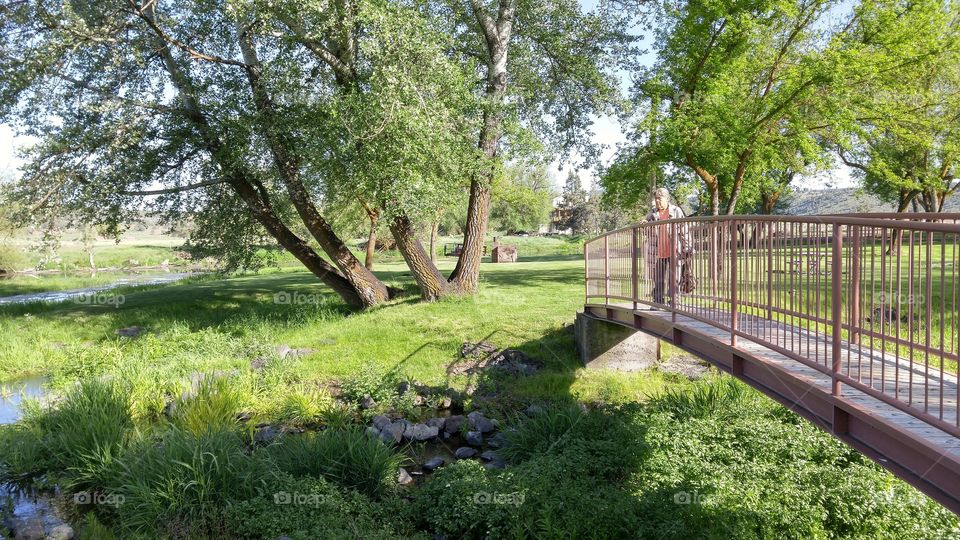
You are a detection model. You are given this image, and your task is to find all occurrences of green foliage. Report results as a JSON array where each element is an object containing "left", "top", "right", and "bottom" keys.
[
  {"left": 170, "top": 377, "right": 244, "bottom": 437},
  {"left": 649, "top": 375, "right": 753, "bottom": 419},
  {"left": 223, "top": 473, "right": 409, "bottom": 540},
  {"left": 490, "top": 162, "right": 555, "bottom": 234},
  {"left": 106, "top": 427, "right": 269, "bottom": 537},
  {"left": 34, "top": 379, "right": 134, "bottom": 493},
  {"left": 262, "top": 428, "right": 406, "bottom": 499}
]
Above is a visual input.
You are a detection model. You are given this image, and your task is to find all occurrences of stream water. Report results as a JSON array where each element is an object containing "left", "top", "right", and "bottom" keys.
[
  {"left": 0, "top": 377, "right": 66, "bottom": 538},
  {"left": 0, "top": 271, "right": 199, "bottom": 305}
]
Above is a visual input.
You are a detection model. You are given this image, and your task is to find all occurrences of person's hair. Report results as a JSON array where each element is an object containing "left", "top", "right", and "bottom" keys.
[{"left": 654, "top": 188, "right": 670, "bottom": 200}]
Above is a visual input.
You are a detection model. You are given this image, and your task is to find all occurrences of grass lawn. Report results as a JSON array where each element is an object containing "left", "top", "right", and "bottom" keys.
[{"left": 0, "top": 239, "right": 957, "bottom": 539}]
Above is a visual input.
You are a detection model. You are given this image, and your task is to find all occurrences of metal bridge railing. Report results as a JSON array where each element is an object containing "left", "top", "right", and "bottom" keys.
[{"left": 585, "top": 214, "right": 960, "bottom": 437}]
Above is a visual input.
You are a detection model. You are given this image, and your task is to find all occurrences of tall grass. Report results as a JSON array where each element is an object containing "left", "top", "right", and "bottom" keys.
[
  {"left": 106, "top": 427, "right": 269, "bottom": 537},
  {"left": 262, "top": 428, "right": 406, "bottom": 498},
  {"left": 170, "top": 376, "right": 244, "bottom": 437},
  {"left": 649, "top": 375, "right": 752, "bottom": 418},
  {"left": 35, "top": 379, "right": 134, "bottom": 492}
]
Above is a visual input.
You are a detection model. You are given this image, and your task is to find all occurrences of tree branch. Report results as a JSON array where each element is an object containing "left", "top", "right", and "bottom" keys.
[{"left": 129, "top": 0, "right": 249, "bottom": 68}]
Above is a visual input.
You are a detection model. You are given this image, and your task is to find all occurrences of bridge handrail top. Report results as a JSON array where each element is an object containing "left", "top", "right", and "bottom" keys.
[{"left": 586, "top": 213, "right": 960, "bottom": 243}]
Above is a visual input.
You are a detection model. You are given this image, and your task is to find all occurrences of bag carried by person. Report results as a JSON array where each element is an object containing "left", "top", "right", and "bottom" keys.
[{"left": 679, "top": 259, "right": 697, "bottom": 294}]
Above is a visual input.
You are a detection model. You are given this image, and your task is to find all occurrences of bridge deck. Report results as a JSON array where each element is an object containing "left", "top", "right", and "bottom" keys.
[{"left": 630, "top": 306, "right": 960, "bottom": 456}]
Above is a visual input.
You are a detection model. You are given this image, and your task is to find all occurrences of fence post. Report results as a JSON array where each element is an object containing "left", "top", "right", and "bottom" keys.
[
  {"left": 851, "top": 226, "right": 861, "bottom": 346},
  {"left": 603, "top": 235, "right": 609, "bottom": 306},
  {"left": 632, "top": 227, "right": 639, "bottom": 310},
  {"left": 730, "top": 220, "right": 738, "bottom": 346},
  {"left": 584, "top": 239, "right": 589, "bottom": 305},
  {"left": 832, "top": 223, "right": 844, "bottom": 396},
  {"left": 767, "top": 222, "right": 773, "bottom": 321}
]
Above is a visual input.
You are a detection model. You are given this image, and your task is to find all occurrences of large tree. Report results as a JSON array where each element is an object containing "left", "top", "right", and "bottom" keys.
[
  {"left": 0, "top": 0, "right": 479, "bottom": 307},
  {"left": 604, "top": 0, "right": 951, "bottom": 217},
  {"left": 836, "top": 3, "right": 960, "bottom": 214}
]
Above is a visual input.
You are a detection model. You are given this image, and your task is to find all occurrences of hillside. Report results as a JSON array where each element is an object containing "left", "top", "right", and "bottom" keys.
[{"left": 780, "top": 188, "right": 960, "bottom": 215}]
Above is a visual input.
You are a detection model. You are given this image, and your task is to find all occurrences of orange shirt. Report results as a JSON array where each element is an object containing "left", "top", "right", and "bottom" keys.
[{"left": 657, "top": 208, "right": 672, "bottom": 259}]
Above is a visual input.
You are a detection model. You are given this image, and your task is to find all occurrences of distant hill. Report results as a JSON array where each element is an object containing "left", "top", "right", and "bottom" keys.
[{"left": 778, "top": 188, "right": 960, "bottom": 215}]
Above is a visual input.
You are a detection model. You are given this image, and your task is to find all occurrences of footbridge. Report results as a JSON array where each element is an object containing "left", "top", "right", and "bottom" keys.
[{"left": 583, "top": 213, "right": 960, "bottom": 513}]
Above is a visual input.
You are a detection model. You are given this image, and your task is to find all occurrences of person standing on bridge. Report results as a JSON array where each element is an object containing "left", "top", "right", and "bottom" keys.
[{"left": 644, "top": 188, "right": 691, "bottom": 305}]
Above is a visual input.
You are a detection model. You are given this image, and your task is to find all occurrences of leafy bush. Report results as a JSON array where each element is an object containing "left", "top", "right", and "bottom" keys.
[
  {"left": 262, "top": 428, "right": 407, "bottom": 499},
  {"left": 498, "top": 403, "right": 647, "bottom": 480},
  {"left": 339, "top": 364, "right": 405, "bottom": 407}
]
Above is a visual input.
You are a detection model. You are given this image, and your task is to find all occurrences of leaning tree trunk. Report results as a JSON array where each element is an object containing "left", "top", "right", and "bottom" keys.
[
  {"left": 390, "top": 214, "right": 452, "bottom": 301},
  {"left": 238, "top": 30, "right": 390, "bottom": 306},
  {"left": 448, "top": 0, "right": 513, "bottom": 294}
]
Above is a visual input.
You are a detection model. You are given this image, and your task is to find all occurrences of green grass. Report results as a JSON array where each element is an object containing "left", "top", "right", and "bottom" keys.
[{"left": 0, "top": 235, "right": 957, "bottom": 538}]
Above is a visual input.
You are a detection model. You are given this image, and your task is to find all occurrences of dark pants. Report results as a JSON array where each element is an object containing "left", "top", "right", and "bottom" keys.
[{"left": 652, "top": 257, "right": 670, "bottom": 305}]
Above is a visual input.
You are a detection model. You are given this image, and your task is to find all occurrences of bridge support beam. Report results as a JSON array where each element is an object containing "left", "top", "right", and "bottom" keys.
[{"left": 574, "top": 311, "right": 660, "bottom": 371}]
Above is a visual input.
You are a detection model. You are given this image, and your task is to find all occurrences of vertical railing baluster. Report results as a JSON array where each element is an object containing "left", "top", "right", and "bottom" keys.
[
  {"left": 632, "top": 226, "right": 638, "bottom": 311},
  {"left": 832, "top": 223, "right": 844, "bottom": 396},
  {"left": 603, "top": 235, "right": 609, "bottom": 306},
  {"left": 730, "top": 220, "right": 738, "bottom": 346}
]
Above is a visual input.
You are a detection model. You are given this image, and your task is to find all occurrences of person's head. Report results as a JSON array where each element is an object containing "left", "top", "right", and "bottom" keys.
[{"left": 653, "top": 188, "right": 670, "bottom": 211}]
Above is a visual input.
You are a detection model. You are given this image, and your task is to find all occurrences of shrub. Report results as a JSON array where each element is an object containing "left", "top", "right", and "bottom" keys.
[
  {"left": 262, "top": 428, "right": 406, "bottom": 499},
  {"left": 498, "top": 403, "right": 647, "bottom": 480}
]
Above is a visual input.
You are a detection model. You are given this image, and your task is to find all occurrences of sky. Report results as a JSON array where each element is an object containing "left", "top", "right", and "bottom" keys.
[{"left": 0, "top": 2, "right": 856, "bottom": 196}]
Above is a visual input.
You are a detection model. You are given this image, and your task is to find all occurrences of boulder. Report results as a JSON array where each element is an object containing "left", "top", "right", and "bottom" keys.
[
  {"left": 426, "top": 417, "right": 446, "bottom": 431},
  {"left": 422, "top": 457, "right": 445, "bottom": 472},
  {"left": 484, "top": 459, "right": 507, "bottom": 470},
  {"left": 45, "top": 524, "right": 75, "bottom": 540},
  {"left": 454, "top": 447, "right": 478, "bottom": 459},
  {"left": 361, "top": 395, "right": 377, "bottom": 409},
  {"left": 380, "top": 422, "right": 406, "bottom": 444},
  {"left": 254, "top": 425, "right": 281, "bottom": 444},
  {"left": 467, "top": 412, "right": 496, "bottom": 434},
  {"left": 397, "top": 467, "right": 414, "bottom": 486},
  {"left": 486, "top": 432, "right": 508, "bottom": 449},
  {"left": 443, "top": 415, "right": 465, "bottom": 434},
  {"left": 403, "top": 423, "right": 439, "bottom": 442},
  {"left": 372, "top": 415, "right": 392, "bottom": 430},
  {"left": 465, "top": 431, "right": 483, "bottom": 447},
  {"left": 480, "top": 450, "right": 498, "bottom": 462}
]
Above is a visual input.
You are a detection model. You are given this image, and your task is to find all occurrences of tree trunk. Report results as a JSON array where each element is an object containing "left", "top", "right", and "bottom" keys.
[
  {"left": 448, "top": 0, "right": 514, "bottom": 293},
  {"left": 238, "top": 30, "right": 389, "bottom": 306},
  {"left": 390, "top": 214, "right": 452, "bottom": 301},
  {"left": 725, "top": 149, "right": 752, "bottom": 215},
  {"left": 430, "top": 220, "right": 439, "bottom": 265},
  {"left": 365, "top": 211, "right": 378, "bottom": 270}
]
